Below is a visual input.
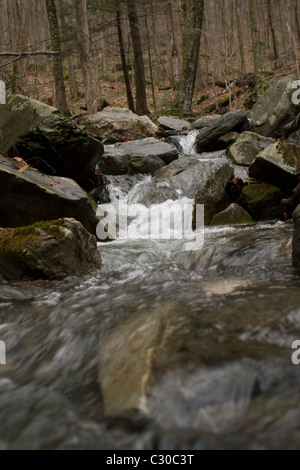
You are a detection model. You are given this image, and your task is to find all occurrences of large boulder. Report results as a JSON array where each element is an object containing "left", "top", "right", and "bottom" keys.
[
  {"left": 0, "top": 95, "right": 103, "bottom": 185},
  {"left": 157, "top": 116, "right": 190, "bottom": 132},
  {"left": 292, "top": 205, "right": 300, "bottom": 271},
  {"left": 153, "top": 159, "right": 233, "bottom": 203},
  {"left": 0, "top": 218, "right": 102, "bottom": 281},
  {"left": 210, "top": 203, "right": 255, "bottom": 227},
  {"left": 0, "top": 155, "right": 99, "bottom": 235},
  {"left": 85, "top": 107, "right": 158, "bottom": 141},
  {"left": 195, "top": 110, "right": 248, "bottom": 153},
  {"left": 227, "top": 132, "right": 274, "bottom": 166},
  {"left": 249, "top": 75, "right": 300, "bottom": 137},
  {"left": 192, "top": 162, "right": 233, "bottom": 226},
  {"left": 249, "top": 142, "right": 300, "bottom": 193},
  {"left": 239, "top": 184, "right": 284, "bottom": 220},
  {"left": 99, "top": 138, "right": 178, "bottom": 175}
]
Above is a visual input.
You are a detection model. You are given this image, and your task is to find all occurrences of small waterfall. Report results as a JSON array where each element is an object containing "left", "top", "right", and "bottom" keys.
[{"left": 172, "top": 129, "right": 199, "bottom": 155}]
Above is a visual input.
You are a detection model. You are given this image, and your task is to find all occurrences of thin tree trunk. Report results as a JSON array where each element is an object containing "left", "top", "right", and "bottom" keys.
[
  {"left": 267, "top": 0, "right": 279, "bottom": 67},
  {"left": 116, "top": 9, "right": 135, "bottom": 112},
  {"left": 45, "top": 0, "right": 70, "bottom": 115},
  {"left": 248, "top": 0, "right": 261, "bottom": 77},
  {"left": 74, "top": 0, "right": 102, "bottom": 114},
  {"left": 144, "top": 13, "right": 156, "bottom": 111},
  {"left": 235, "top": 0, "right": 246, "bottom": 75},
  {"left": 127, "top": 0, "right": 149, "bottom": 115},
  {"left": 168, "top": 1, "right": 180, "bottom": 89},
  {"left": 176, "top": 0, "right": 205, "bottom": 112}
]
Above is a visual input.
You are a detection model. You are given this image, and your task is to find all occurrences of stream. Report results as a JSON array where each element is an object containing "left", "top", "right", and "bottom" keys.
[{"left": 0, "top": 132, "right": 300, "bottom": 450}]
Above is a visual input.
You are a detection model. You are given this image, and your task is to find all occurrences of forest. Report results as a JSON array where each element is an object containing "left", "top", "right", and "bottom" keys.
[
  {"left": 1, "top": 0, "right": 300, "bottom": 117},
  {"left": 1, "top": 0, "right": 300, "bottom": 453}
]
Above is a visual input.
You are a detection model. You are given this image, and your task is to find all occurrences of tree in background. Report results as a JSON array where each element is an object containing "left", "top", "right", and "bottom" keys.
[
  {"left": 176, "top": 0, "right": 205, "bottom": 112},
  {"left": 74, "top": 0, "right": 103, "bottom": 114},
  {"left": 127, "top": 0, "right": 149, "bottom": 114},
  {"left": 45, "top": 0, "right": 70, "bottom": 115}
]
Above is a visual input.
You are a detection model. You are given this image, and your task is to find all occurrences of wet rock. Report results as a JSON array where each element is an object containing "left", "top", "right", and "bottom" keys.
[
  {"left": 155, "top": 157, "right": 199, "bottom": 180},
  {"left": 85, "top": 107, "right": 157, "bottom": 141},
  {"left": 0, "top": 218, "right": 102, "bottom": 281},
  {"left": 249, "top": 75, "right": 300, "bottom": 137},
  {"left": 195, "top": 110, "right": 248, "bottom": 153},
  {"left": 0, "top": 95, "right": 103, "bottom": 185},
  {"left": 157, "top": 116, "right": 190, "bottom": 132},
  {"left": 249, "top": 142, "right": 300, "bottom": 193},
  {"left": 191, "top": 161, "right": 233, "bottom": 226},
  {"left": 293, "top": 205, "right": 300, "bottom": 271},
  {"left": 228, "top": 132, "right": 274, "bottom": 166},
  {"left": 210, "top": 204, "right": 255, "bottom": 227},
  {"left": 190, "top": 114, "right": 222, "bottom": 130},
  {"left": 240, "top": 184, "right": 284, "bottom": 220},
  {"left": 0, "top": 155, "right": 99, "bottom": 235},
  {"left": 127, "top": 180, "right": 179, "bottom": 206},
  {"left": 98, "top": 138, "right": 178, "bottom": 175},
  {"left": 165, "top": 159, "right": 233, "bottom": 202}
]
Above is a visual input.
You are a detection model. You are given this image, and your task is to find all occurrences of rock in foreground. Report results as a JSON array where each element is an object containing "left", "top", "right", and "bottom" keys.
[
  {"left": 0, "top": 218, "right": 102, "bottom": 281},
  {"left": 240, "top": 184, "right": 284, "bottom": 220},
  {"left": 210, "top": 204, "right": 255, "bottom": 227},
  {"left": 0, "top": 155, "right": 99, "bottom": 235},
  {"left": 0, "top": 95, "right": 103, "bottom": 184}
]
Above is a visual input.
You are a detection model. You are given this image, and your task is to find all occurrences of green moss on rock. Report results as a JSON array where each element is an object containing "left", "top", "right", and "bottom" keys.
[{"left": 210, "top": 203, "right": 255, "bottom": 227}]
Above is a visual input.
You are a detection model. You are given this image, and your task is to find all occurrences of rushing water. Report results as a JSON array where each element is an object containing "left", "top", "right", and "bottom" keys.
[{"left": 0, "top": 139, "right": 300, "bottom": 450}]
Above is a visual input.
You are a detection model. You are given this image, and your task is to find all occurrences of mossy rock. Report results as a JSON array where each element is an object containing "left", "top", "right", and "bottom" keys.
[
  {"left": 210, "top": 203, "right": 255, "bottom": 227},
  {"left": 249, "top": 142, "right": 300, "bottom": 193},
  {"left": 240, "top": 183, "right": 284, "bottom": 220},
  {"left": 0, "top": 218, "right": 102, "bottom": 281}
]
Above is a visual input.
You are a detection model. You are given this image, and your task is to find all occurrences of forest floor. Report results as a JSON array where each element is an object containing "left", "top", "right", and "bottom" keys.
[{"left": 23, "top": 63, "right": 299, "bottom": 122}]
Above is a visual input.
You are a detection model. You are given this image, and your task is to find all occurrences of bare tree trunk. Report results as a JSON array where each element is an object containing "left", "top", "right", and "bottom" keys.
[
  {"left": 144, "top": 13, "right": 156, "bottom": 111},
  {"left": 74, "top": 0, "right": 102, "bottom": 114},
  {"left": 167, "top": 1, "right": 180, "bottom": 89},
  {"left": 116, "top": 9, "right": 135, "bottom": 112},
  {"left": 248, "top": 0, "right": 261, "bottom": 77},
  {"left": 235, "top": 0, "right": 246, "bottom": 75},
  {"left": 45, "top": 0, "right": 70, "bottom": 115},
  {"left": 176, "top": 0, "right": 205, "bottom": 112},
  {"left": 267, "top": 0, "right": 279, "bottom": 67},
  {"left": 127, "top": 0, "right": 149, "bottom": 115}
]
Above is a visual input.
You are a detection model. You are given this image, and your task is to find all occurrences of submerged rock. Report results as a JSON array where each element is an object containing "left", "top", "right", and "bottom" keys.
[
  {"left": 228, "top": 132, "right": 274, "bottom": 166},
  {"left": 99, "top": 138, "right": 178, "bottom": 175},
  {"left": 249, "top": 75, "right": 300, "bottom": 137},
  {"left": 85, "top": 107, "right": 157, "bottom": 141},
  {"left": 240, "top": 184, "right": 284, "bottom": 220},
  {"left": 0, "top": 95, "right": 103, "bottom": 185},
  {"left": 195, "top": 110, "right": 248, "bottom": 153},
  {"left": 0, "top": 155, "right": 99, "bottom": 235},
  {"left": 249, "top": 142, "right": 300, "bottom": 193},
  {"left": 0, "top": 218, "right": 102, "bottom": 281},
  {"left": 210, "top": 204, "right": 255, "bottom": 227},
  {"left": 292, "top": 205, "right": 300, "bottom": 271}
]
